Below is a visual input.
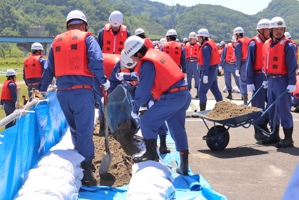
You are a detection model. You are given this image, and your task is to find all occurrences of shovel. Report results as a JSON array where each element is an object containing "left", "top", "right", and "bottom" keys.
[{"left": 99, "top": 86, "right": 114, "bottom": 176}]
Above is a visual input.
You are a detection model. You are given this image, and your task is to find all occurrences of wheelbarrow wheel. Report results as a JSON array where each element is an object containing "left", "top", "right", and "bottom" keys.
[{"left": 206, "top": 125, "right": 229, "bottom": 151}]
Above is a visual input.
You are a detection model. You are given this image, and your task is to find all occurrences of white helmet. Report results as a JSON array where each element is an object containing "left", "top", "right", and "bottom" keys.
[
  {"left": 135, "top": 28, "right": 145, "bottom": 36},
  {"left": 175, "top": 38, "right": 179, "bottom": 42},
  {"left": 6, "top": 69, "right": 16, "bottom": 77},
  {"left": 124, "top": 36, "right": 144, "bottom": 57},
  {"left": 233, "top": 27, "right": 244, "bottom": 34},
  {"left": 31, "top": 42, "right": 43, "bottom": 50},
  {"left": 270, "top": 17, "right": 286, "bottom": 28},
  {"left": 189, "top": 32, "right": 197, "bottom": 39},
  {"left": 153, "top": 41, "right": 159, "bottom": 46},
  {"left": 166, "top": 29, "right": 177, "bottom": 37},
  {"left": 257, "top": 19, "right": 271, "bottom": 30},
  {"left": 220, "top": 41, "right": 225, "bottom": 46},
  {"left": 197, "top": 28, "right": 209, "bottom": 37},
  {"left": 121, "top": 50, "right": 137, "bottom": 69},
  {"left": 66, "top": 10, "right": 88, "bottom": 26},
  {"left": 109, "top": 10, "right": 123, "bottom": 27},
  {"left": 231, "top": 36, "right": 236, "bottom": 42},
  {"left": 284, "top": 32, "right": 292, "bottom": 39},
  {"left": 183, "top": 37, "right": 188, "bottom": 42},
  {"left": 159, "top": 38, "right": 167, "bottom": 45}
]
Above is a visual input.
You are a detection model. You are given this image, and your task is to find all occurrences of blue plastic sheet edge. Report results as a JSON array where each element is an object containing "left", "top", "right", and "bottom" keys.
[{"left": 0, "top": 92, "right": 69, "bottom": 200}]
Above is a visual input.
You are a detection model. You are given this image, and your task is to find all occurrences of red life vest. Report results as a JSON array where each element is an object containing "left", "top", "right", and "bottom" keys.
[
  {"left": 103, "top": 23, "right": 127, "bottom": 54},
  {"left": 141, "top": 49, "right": 185, "bottom": 99},
  {"left": 218, "top": 49, "right": 223, "bottom": 56},
  {"left": 249, "top": 35, "right": 264, "bottom": 70},
  {"left": 290, "top": 40, "right": 298, "bottom": 61},
  {"left": 162, "top": 41, "right": 182, "bottom": 66},
  {"left": 236, "top": 36, "right": 250, "bottom": 60},
  {"left": 102, "top": 53, "right": 120, "bottom": 79},
  {"left": 198, "top": 39, "right": 221, "bottom": 66},
  {"left": 183, "top": 44, "right": 186, "bottom": 48},
  {"left": 263, "top": 38, "right": 288, "bottom": 75},
  {"left": 293, "top": 74, "right": 299, "bottom": 98},
  {"left": 1, "top": 80, "right": 17, "bottom": 101},
  {"left": 185, "top": 43, "right": 199, "bottom": 59},
  {"left": 144, "top": 38, "right": 153, "bottom": 49},
  {"left": 225, "top": 43, "right": 236, "bottom": 63},
  {"left": 53, "top": 30, "right": 94, "bottom": 77},
  {"left": 120, "top": 62, "right": 141, "bottom": 85},
  {"left": 24, "top": 54, "right": 44, "bottom": 79}
]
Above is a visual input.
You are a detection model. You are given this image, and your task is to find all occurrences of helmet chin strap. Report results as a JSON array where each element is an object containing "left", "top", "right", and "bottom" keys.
[{"left": 270, "top": 28, "right": 285, "bottom": 41}]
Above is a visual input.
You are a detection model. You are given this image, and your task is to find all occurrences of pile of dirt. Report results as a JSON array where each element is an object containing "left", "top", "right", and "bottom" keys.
[
  {"left": 92, "top": 119, "right": 141, "bottom": 187},
  {"left": 204, "top": 101, "right": 261, "bottom": 120}
]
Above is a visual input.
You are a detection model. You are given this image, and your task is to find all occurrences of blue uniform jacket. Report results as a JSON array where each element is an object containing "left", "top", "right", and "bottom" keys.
[
  {"left": 235, "top": 40, "right": 244, "bottom": 71},
  {"left": 96, "top": 27, "right": 131, "bottom": 50},
  {"left": 40, "top": 35, "right": 107, "bottom": 91},
  {"left": 198, "top": 43, "right": 219, "bottom": 76}
]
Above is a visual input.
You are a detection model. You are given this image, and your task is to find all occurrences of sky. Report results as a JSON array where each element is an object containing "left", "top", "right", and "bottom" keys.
[{"left": 149, "top": 0, "right": 272, "bottom": 15}]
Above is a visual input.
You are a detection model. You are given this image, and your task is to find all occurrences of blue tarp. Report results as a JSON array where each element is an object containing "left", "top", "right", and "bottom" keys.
[
  {"left": 78, "top": 137, "right": 228, "bottom": 200},
  {"left": 0, "top": 92, "right": 68, "bottom": 200}
]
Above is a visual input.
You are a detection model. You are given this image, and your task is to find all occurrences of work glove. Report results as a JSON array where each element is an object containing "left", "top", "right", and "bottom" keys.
[
  {"left": 102, "top": 80, "right": 110, "bottom": 91},
  {"left": 247, "top": 84, "right": 255, "bottom": 93},
  {"left": 218, "top": 66, "right": 223, "bottom": 72},
  {"left": 287, "top": 85, "right": 296, "bottom": 93},
  {"left": 148, "top": 100, "right": 154, "bottom": 109},
  {"left": 0, "top": 105, "right": 3, "bottom": 109},
  {"left": 262, "top": 81, "right": 268, "bottom": 89},
  {"left": 235, "top": 70, "right": 240, "bottom": 76},
  {"left": 131, "top": 110, "right": 140, "bottom": 119},
  {"left": 116, "top": 72, "right": 125, "bottom": 81},
  {"left": 203, "top": 76, "right": 208, "bottom": 84}
]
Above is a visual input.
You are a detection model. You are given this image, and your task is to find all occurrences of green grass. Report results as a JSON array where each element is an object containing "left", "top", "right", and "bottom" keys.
[
  {"left": 0, "top": 74, "right": 23, "bottom": 83},
  {"left": 0, "top": 57, "right": 26, "bottom": 68}
]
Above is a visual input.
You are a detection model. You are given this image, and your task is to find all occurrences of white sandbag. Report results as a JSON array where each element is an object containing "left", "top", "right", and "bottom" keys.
[
  {"left": 37, "top": 155, "right": 75, "bottom": 174},
  {"left": 16, "top": 176, "right": 77, "bottom": 200},
  {"left": 15, "top": 192, "right": 59, "bottom": 200},
  {"left": 232, "top": 86, "right": 240, "bottom": 93},
  {"left": 127, "top": 161, "right": 175, "bottom": 200},
  {"left": 42, "top": 149, "right": 85, "bottom": 168},
  {"left": 222, "top": 86, "right": 228, "bottom": 93},
  {"left": 74, "top": 178, "right": 82, "bottom": 191}
]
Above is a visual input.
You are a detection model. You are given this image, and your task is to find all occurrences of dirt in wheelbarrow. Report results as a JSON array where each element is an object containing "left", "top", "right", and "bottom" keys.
[
  {"left": 92, "top": 119, "right": 141, "bottom": 187},
  {"left": 204, "top": 101, "right": 261, "bottom": 120}
]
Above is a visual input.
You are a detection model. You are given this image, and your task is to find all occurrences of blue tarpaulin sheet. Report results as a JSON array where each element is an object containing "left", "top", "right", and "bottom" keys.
[
  {"left": 0, "top": 92, "right": 68, "bottom": 200},
  {"left": 78, "top": 136, "right": 228, "bottom": 200}
]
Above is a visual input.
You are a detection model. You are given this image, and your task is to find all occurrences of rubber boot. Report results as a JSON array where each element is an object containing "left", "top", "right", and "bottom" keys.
[
  {"left": 262, "top": 126, "right": 280, "bottom": 145},
  {"left": 276, "top": 127, "right": 294, "bottom": 148},
  {"left": 243, "top": 95, "right": 248, "bottom": 105},
  {"left": 226, "top": 90, "right": 233, "bottom": 100},
  {"left": 195, "top": 87, "right": 199, "bottom": 98},
  {"left": 254, "top": 125, "right": 268, "bottom": 140},
  {"left": 176, "top": 150, "right": 189, "bottom": 175},
  {"left": 159, "top": 135, "right": 170, "bottom": 154},
  {"left": 133, "top": 139, "right": 159, "bottom": 163},
  {"left": 200, "top": 103, "right": 206, "bottom": 111},
  {"left": 81, "top": 160, "right": 97, "bottom": 186},
  {"left": 99, "top": 116, "right": 105, "bottom": 135}
]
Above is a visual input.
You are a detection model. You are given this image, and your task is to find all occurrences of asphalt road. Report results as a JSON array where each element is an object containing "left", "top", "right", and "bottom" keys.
[{"left": 186, "top": 75, "right": 299, "bottom": 200}]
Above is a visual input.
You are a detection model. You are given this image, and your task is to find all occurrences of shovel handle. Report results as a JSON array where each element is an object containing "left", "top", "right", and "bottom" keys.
[
  {"left": 16, "top": 87, "right": 21, "bottom": 105},
  {"left": 101, "top": 86, "right": 108, "bottom": 105}
]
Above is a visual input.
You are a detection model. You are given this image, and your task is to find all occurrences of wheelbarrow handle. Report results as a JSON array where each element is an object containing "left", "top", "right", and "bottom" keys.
[
  {"left": 246, "top": 85, "right": 264, "bottom": 106},
  {"left": 101, "top": 86, "right": 108, "bottom": 105}
]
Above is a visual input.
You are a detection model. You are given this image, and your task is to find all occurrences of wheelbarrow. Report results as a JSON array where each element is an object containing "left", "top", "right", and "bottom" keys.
[{"left": 193, "top": 87, "right": 289, "bottom": 151}]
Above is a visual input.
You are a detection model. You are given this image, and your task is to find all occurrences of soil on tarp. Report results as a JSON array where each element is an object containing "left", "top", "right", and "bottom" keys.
[
  {"left": 204, "top": 101, "right": 261, "bottom": 120},
  {"left": 92, "top": 119, "right": 141, "bottom": 188}
]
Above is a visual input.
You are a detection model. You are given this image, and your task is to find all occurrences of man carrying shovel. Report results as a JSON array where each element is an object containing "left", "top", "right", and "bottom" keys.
[{"left": 40, "top": 10, "right": 110, "bottom": 186}]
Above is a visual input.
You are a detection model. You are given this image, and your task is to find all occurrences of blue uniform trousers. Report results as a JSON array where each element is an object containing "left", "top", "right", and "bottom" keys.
[
  {"left": 268, "top": 77, "right": 293, "bottom": 129},
  {"left": 198, "top": 69, "right": 223, "bottom": 104},
  {"left": 251, "top": 73, "right": 268, "bottom": 124},
  {"left": 223, "top": 62, "right": 240, "bottom": 90},
  {"left": 140, "top": 90, "right": 191, "bottom": 151},
  {"left": 239, "top": 62, "right": 247, "bottom": 96},
  {"left": 186, "top": 61, "right": 199, "bottom": 90},
  {"left": 26, "top": 78, "right": 42, "bottom": 99},
  {"left": 57, "top": 89, "right": 95, "bottom": 162},
  {"left": 147, "top": 100, "right": 168, "bottom": 136},
  {"left": 4, "top": 102, "right": 16, "bottom": 129}
]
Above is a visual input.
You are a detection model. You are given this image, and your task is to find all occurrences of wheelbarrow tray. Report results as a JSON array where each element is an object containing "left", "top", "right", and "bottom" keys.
[{"left": 194, "top": 109, "right": 262, "bottom": 126}]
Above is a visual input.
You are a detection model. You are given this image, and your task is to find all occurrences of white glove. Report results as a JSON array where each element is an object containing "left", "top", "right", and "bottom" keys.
[
  {"left": 131, "top": 110, "right": 139, "bottom": 119},
  {"left": 235, "top": 70, "right": 240, "bottom": 76},
  {"left": 203, "top": 76, "right": 208, "bottom": 84},
  {"left": 218, "top": 66, "right": 222, "bottom": 72},
  {"left": 102, "top": 80, "right": 110, "bottom": 91},
  {"left": 148, "top": 100, "right": 154, "bottom": 108},
  {"left": 287, "top": 85, "right": 296, "bottom": 93},
  {"left": 262, "top": 81, "right": 268, "bottom": 89},
  {"left": 247, "top": 84, "right": 255, "bottom": 93},
  {"left": 0, "top": 105, "right": 3, "bottom": 109},
  {"left": 116, "top": 73, "right": 125, "bottom": 81}
]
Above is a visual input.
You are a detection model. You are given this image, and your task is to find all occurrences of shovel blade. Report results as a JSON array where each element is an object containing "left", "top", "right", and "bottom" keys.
[{"left": 99, "top": 152, "right": 114, "bottom": 175}]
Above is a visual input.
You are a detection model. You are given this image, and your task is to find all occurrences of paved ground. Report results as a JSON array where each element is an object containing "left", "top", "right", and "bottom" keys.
[{"left": 186, "top": 75, "right": 299, "bottom": 200}]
